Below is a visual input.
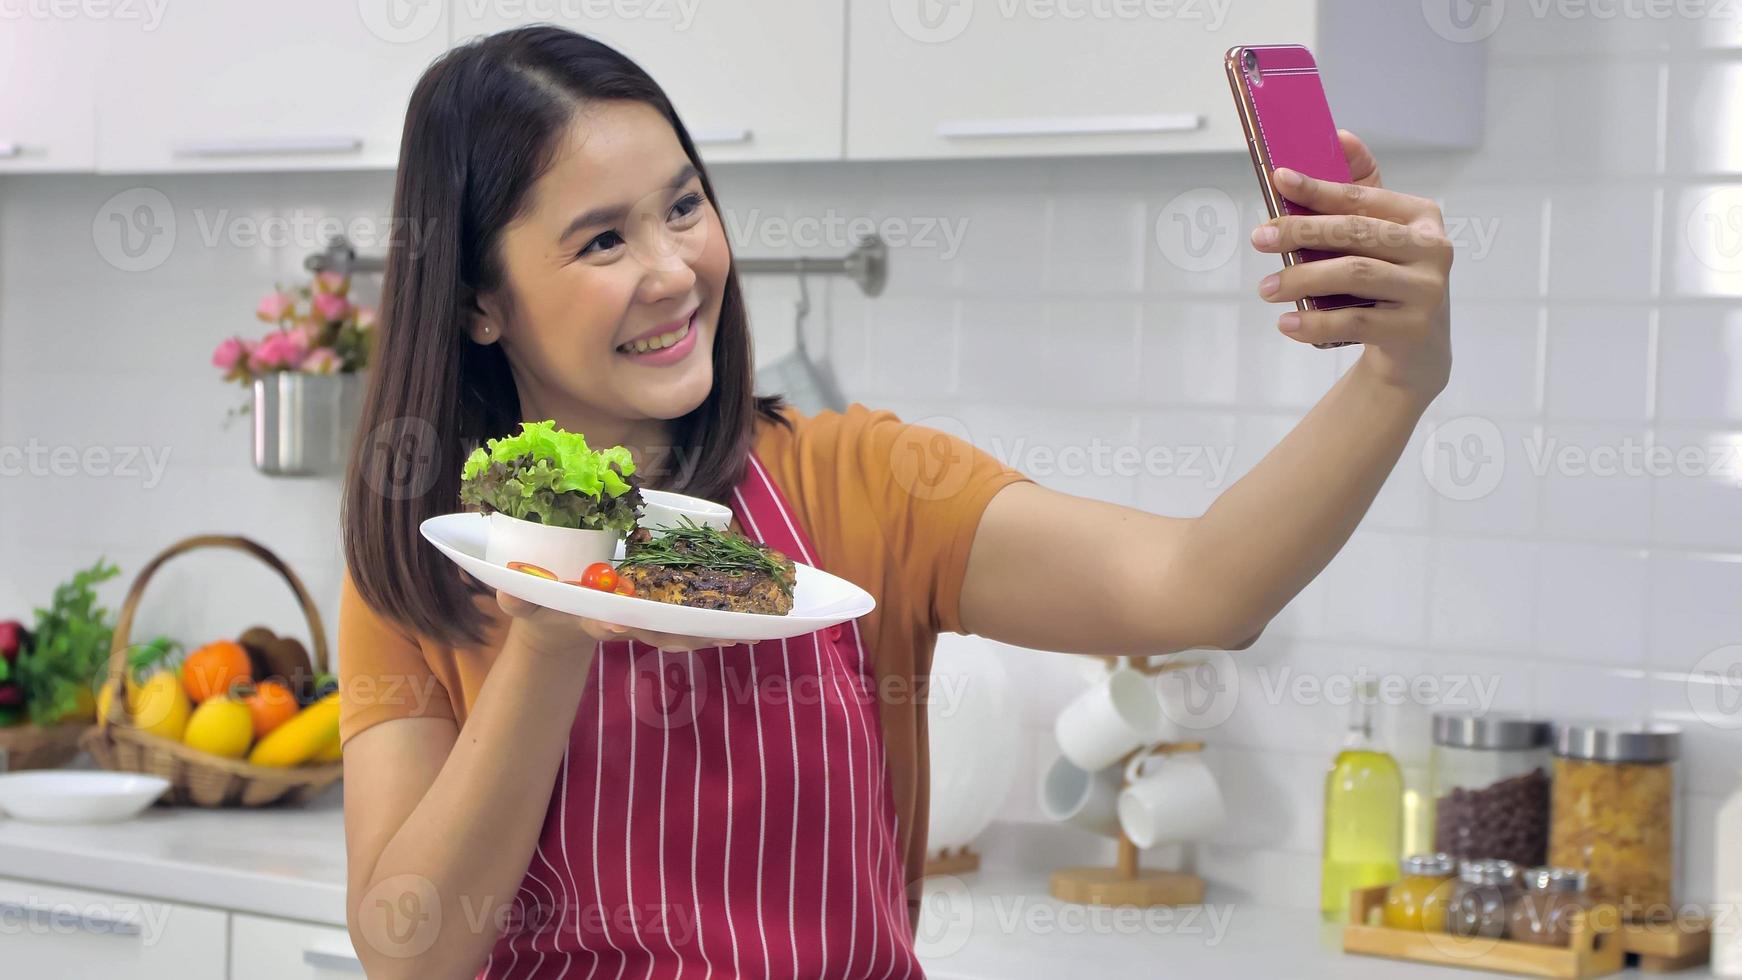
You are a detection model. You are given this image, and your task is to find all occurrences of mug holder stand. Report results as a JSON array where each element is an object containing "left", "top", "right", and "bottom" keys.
[{"left": 1048, "top": 739, "right": 1208, "bottom": 908}]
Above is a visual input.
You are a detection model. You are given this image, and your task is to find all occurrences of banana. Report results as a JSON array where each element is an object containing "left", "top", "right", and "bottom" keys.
[{"left": 247, "top": 692, "right": 340, "bottom": 767}]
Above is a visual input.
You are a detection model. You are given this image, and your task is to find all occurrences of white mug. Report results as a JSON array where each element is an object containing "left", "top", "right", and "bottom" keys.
[
  {"left": 1037, "top": 753, "right": 1123, "bottom": 838},
  {"left": 1053, "top": 667, "right": 1170, "bottom": 772},
  {"left": 1117, "top": 749, "right": 1224, "bottom": 849}
]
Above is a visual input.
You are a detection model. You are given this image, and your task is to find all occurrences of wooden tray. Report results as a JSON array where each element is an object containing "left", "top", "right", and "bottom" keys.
[
  {"left": 1619, "top": 917, "right": 1712, "bottom": 973},
  {"left": 1343, "top": 885, "right": 1625, "bottom": 978}
]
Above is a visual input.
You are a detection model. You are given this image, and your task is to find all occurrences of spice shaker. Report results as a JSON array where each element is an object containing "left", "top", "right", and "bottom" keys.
[
  {"left": 1508, "top": 867, "right": 1591, "bottom": 947},
  {"left": 1447, "top": 858, "right": 1523, "bottom": 938},
  {"left": 1430, "top": 713, "right": 1551, "bottom": 867},
  {"left": 1384, "top": 853, "right": 1457, "bottom": 932},
  {"left": 1548, "top": 721, "right": 1680, "bottom": 920}
]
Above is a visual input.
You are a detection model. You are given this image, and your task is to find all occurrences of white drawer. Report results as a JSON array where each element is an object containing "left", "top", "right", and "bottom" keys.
[
  {"left": 0, "top": 874, "right": 227, "bottom": 980},
  {"left": 230, "top": 912, "right": 364, "bottom": 979}
]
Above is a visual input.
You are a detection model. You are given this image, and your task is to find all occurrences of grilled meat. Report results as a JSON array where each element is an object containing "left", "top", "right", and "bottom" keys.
[{"left": 619, "top": 527, "right": 796, "bottom": 615}]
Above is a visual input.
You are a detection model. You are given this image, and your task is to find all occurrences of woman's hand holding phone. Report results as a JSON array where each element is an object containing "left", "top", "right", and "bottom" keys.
[{"left": 1250, "top": 130, "right": 1453, "bottom": 402}]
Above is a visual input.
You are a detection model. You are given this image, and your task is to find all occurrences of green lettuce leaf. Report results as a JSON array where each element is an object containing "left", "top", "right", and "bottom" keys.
[{"left": 458, "top": 421, "right": 643, "bottom": 534}]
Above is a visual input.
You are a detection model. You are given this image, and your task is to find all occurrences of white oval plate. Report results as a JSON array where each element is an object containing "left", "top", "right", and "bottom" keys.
[
  {"left": 420, "top": 513, "right": 875, "bottom": 642},
  {"left": 0, "top": 772, "right": 170, "bottom": 823}
]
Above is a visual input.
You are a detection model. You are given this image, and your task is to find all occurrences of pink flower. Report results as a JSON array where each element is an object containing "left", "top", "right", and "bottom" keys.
[
  {"left": 314, "top": 271, "right": 349, "bottom": 297},
  {"left": 291, "top": 316, "right": 326, "bottom": 345},
  {"left": 354, "top": 305, "right": 378, "bottom": 330},
  {"left": 312, "top": 291, "right": 349, "bottom": 323},
  {"left": 250, "top": 329, "right": 310, "bottom": 371},
  {"left": 300, "top": 348, "right": 342, "bottom": 374},
  {"left": 255, "top": 291, "right": 296, "bottom": 323},
  {"left": 211, "top": 337, "right": 247, "bottom": 371}
]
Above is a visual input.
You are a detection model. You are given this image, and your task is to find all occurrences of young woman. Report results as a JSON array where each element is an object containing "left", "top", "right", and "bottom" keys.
[{"left": 338, "top": 25, "right": 1452, "bottom": 980}]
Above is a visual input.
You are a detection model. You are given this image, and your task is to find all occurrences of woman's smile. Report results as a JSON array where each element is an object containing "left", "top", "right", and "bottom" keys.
[{"left": 616, "top": 308, "right": 699, "bottom": 365}]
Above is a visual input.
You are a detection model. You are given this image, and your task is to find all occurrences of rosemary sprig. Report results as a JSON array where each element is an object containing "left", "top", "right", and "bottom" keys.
[{"left": 621, "top": 518, "right": 788, "bottom": 582}]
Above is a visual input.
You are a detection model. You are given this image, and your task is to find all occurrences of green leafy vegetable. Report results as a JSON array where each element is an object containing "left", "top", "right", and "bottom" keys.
[
  {"left": 459, "top": 420, "right": 643, "bottom": 534},
  {"left": 19, "top": 559, "right": 121, "bottom": 724},
  {"left": 620, "top": 518, "right": 794, "bottom": 596}
]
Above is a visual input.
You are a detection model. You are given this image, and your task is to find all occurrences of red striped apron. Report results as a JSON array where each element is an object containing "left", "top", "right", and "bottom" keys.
[{"left": 479, "top": 454, "right": 924, "bottom": 979}]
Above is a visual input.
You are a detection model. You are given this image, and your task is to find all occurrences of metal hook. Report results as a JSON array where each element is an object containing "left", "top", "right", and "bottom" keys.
[{"left": 794, "top": 264, "right": 813, "bottom": 355}]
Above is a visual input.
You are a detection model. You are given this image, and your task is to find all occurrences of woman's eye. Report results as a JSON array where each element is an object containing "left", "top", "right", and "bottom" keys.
[
  {"left": 578, "top": 230, "right": 625, "bottom": 257},
  {"left": 669, "top": 192, "right": 705, "bottom": 224}
]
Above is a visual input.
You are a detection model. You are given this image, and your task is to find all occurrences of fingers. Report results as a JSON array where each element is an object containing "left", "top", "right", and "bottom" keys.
[
  {"left": 1252, "top": 214, "right": 1442, "bottom": 265},
  {"left": 495, "top": 592, "right": 738, "bottom": 652},
  {"left": 496, "top": 590, "right": 542, "bottom": 619},
  {"left": 1336, "top": 130, "right": 1383, "bottom": 188},
  {"left": 1277, "top": 305, "right": 1401, "bottom": 347},
  {"left": 1260, "top": 254, "right": 1441, "bottom": 306},
  {"left": 585, "top": 626, "right": 735, "bottom": 654},
  {"left": 1272, "top": 167, "right": 1434, "bottom": 224}
]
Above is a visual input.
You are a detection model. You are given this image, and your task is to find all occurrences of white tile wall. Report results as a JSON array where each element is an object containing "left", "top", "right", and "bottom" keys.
[{"left": 2, "top": 17, "right": 1740, "bottom": 912}]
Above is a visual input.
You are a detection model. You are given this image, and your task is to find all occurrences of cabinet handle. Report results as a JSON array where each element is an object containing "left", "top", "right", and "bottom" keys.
[
  {"left": 687, "top": 127, "right": 753, "bottom": 145},
  {"left": 172, "top": 137, "right": 363, "bottom": 158},
  {"left": 936, "top": 113, "right": 1201, "bottom": 139},
  {"left": 0, "top": 901, "right": 143, "bottom": 936},
  {"left": 302, "top": 948, "right": 365, "bottom": 972},
  {"left": 0, "top": 143, "right": 22, "bottom": 159}
]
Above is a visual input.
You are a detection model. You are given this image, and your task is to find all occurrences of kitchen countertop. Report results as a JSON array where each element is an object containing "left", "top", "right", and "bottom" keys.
[
  {"left": 0, "top": 798, "right": 1719, "bottom": 978},
  {"left": 0, "top": 783, "right": 349, "bottom": 925}
]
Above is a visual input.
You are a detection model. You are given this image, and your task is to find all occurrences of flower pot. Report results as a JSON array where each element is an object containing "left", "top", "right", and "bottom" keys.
[
  {"left": 252, "top": 372, "right": 362, "bottom": 477},
  {"left": 483, "top": 512, "right": 619, "bottom": 582}
]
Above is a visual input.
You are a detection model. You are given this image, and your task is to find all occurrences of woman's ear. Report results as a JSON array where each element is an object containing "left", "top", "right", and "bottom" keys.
[{"left": 465, "top": 290, "right": 503, "bottom": 346}]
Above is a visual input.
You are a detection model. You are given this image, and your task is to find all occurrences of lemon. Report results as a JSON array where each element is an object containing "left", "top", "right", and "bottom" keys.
[
  {"left": 132, "top": 670, "right": 192, "bottom": 742},
  {"left": 182, "top": 696, "right": 254, "bottom": 759}
]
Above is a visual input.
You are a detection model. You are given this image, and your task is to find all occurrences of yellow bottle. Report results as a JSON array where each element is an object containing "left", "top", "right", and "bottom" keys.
[{"left": 1321, "top": 681, "right": 1403, "bottom": 922}]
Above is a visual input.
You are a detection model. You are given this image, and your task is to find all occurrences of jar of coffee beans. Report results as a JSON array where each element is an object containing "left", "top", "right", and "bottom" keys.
[{"left": 1430, "top": 714, "right": 1551, "bottom": 867}]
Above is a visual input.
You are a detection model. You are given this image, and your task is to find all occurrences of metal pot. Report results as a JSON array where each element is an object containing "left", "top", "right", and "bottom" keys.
[{"left": 251, "top": 372, "right": 362, "bottom": 476}]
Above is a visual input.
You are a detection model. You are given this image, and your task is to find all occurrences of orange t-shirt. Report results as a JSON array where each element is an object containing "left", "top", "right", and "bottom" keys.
[{"left": 338, "top": 403, "right": 1030, "bottom": 925}]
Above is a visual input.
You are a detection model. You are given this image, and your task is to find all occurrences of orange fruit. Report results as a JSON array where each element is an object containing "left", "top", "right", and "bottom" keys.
[
  {"left": 182, "top": 640, "right": 253, "bottom": 704},
  {"left": 239, "top": 679, "right": 301, "bottom": 738}
]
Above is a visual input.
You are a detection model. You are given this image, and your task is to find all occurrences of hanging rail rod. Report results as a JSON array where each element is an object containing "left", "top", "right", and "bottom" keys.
[{"left": 304, "top": 234, "right": 888, "bottom": 297}]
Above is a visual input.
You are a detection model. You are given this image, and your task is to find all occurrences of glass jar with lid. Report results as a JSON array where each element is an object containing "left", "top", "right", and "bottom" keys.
[
  {"left": 1447, "top": 859, "right": 1523, "bottom": 938},
  {"left": 1549, "top": 721, "right": 1680, "bottom": 919},
  {"left": 1430, "top": 713, "right": 1552, "bottom": 867},
  {"left": 1384, "top": 853, "right": 1457, "bottom": 932},
  {"left": 1508, "top": 867, "right": 1591, "bottom": 947}
]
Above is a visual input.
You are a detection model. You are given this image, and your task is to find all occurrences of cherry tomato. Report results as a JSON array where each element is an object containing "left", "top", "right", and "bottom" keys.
[
  {"left": 579, "top": 562, "right": 618, "bottom": 592},
  {"left": 613, "top": 578, "right": 636, "bottom": 597},
  {"left": 506, "top": 561, "right": 557, "bottom": 580}
]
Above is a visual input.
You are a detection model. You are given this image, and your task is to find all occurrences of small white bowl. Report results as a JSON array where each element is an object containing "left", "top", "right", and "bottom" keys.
[
  {"left": 638, "top": 489, "right": 733, "bottom": 533},
  {"left": 483, "top": 511, "right": 618, "bottom": 582},
  {"left": 0, "top": 772, "right": 171, "bottom": 823}
]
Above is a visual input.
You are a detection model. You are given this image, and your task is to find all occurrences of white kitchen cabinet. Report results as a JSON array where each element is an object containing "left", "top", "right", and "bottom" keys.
[
  {"left": 95, "top": 0, "right": 451, "bottom": 173},
  {"left": 0, "top": 874, "right": 228, "bottom": 979},
  {"left": 230, "top": 913, "right": 365, "bottom": 978},
  {"left": 0, "top": 16, "right": 99, "bottom": 172},
  {"left": 847, "top": 0, "right": 1484, "bottom": 160},
  {"left": 453, "top": 0, "right": 844, "bottom": 162}
]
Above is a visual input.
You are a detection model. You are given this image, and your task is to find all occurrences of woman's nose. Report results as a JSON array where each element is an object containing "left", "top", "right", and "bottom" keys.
[{"left": 634, "top": 244, "right": 699, "bottom": 303}]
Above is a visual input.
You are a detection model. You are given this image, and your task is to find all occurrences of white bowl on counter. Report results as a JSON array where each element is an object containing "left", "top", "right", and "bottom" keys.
[
  {"left": 638, "top": 489, "right": 733, "bottom": 533},
  {"left": 0, "top": 772, "right": 171, "bottom": 823}
]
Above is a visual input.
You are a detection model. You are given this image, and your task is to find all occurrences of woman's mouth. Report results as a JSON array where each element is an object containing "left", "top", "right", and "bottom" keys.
[{"left": 616, "top": 311, "right": 699, "bottom": 366}]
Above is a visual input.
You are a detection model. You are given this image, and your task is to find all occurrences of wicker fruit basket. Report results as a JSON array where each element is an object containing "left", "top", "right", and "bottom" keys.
[
  {"left": 0, "top": 721, "right": 90, "bottom": 771},
  {"left": 80, "top": 534, "right": 343, "bottom": 807}
]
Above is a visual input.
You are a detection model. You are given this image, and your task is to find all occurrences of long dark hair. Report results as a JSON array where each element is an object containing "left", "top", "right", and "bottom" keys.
[{"left": 343, "top": 25, "right": 786, "bottom": 649}]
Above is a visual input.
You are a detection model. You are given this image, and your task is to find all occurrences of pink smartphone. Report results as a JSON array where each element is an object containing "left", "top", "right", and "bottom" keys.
[{"left": 1225, "top": 44, "right": 1374, "bottom": 347}]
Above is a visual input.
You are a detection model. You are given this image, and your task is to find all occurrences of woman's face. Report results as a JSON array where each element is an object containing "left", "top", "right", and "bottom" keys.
[{"left": 472, "top": 100, "right": 730, "bottom": 444}]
